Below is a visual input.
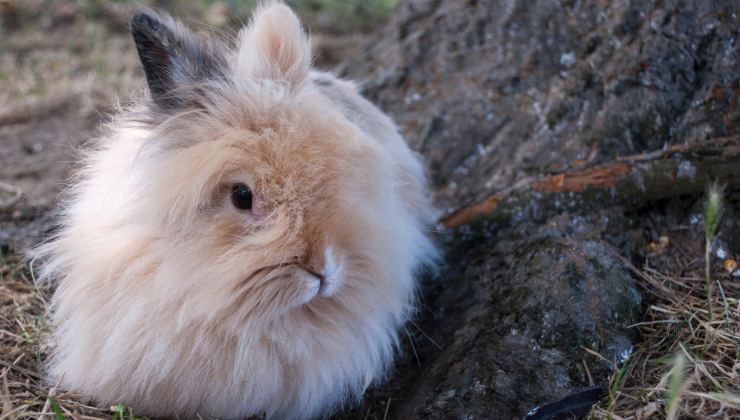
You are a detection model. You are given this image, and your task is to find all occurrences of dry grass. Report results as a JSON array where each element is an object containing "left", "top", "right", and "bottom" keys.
[
  {"left": 591, "top": 232, "right": 740, "bottom": 419},
  {"left": 0, "top": 2, "right": 141, "bottom": 116},
  {"left": 1, "top": 253, "right": 126, "bottom": 419}
]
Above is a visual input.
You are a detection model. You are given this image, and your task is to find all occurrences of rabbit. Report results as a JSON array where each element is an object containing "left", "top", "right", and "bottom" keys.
[{"left": 30, "top": 1, "right": 438, "bottom": 419}]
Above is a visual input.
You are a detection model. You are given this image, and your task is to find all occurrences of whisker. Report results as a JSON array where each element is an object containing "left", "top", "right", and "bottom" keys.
[
  {"left": 408, "top": 319, "right": 442, "bottom": 350},
  {"left": 237, "top": 262, "right": 286, "bottom": 289},
  {"left": 403, "top": 326, "right": 421, "bottom": 367}
]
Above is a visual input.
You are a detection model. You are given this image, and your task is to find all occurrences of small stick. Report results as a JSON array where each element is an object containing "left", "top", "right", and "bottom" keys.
[
  {"left": 582, "top": 359, "right": 594, "bottom": 386},
  {"left": 0, "top": 182, "right": 22, "bottom": 210},
  {"left": 0, "top": 360, "right": 41, "bottom": 380},
  {"left": 40, "top": 377, "right": 62, "bottom": 420}
]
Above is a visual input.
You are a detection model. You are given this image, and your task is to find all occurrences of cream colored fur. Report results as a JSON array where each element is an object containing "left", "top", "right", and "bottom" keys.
[{"left": 31, "top": 2, "right": 436, "bottom": 419}]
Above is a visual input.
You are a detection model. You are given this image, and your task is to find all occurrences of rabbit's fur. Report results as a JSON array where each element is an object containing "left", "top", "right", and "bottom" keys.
[{"left": 31, "top": 1, "right": 437, "bottom": 419}]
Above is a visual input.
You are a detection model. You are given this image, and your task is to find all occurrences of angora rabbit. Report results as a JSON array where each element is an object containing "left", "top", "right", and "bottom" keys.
[{"left": 31, "top": 1, "right": 437, "bottom": 419}]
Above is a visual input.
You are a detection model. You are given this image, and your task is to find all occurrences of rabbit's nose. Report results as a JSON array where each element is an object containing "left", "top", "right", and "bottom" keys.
[
  {"left": 302, "top": 266, "right": 325, "bottom": 283},
  {"left": 298, "top": 245, "right": 342, "bottom": 297},
  {"left": 315, "top": 246, "right": 343, "bottom": 297},
  {"left": 298, "top": 246, "right": 325, "bottom": 273},
  {"left": 298, "top": 250, "right": 324, "bottom": 274}
]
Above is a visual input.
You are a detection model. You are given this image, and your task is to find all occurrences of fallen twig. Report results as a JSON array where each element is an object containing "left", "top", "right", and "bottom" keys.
[
  {"left": 0, "top": 182, "right": 22, "bottom": 210},
  {"left": 440, "top": 137, "right": 740, "bottom": 228}
]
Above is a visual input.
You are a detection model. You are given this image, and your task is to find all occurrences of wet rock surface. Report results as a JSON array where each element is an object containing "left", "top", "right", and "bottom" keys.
[{"left": 340, "top": 0, "right": 738, "bottom": 418}]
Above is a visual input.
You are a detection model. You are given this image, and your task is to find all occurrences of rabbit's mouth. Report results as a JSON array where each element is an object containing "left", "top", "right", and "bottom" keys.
[
  {"left": 248, "top": 246, "right": 344, "bottom": 299},
  {"left": 303, "top": 267, "right": 327, "bottom": 295},
  {"left": 239, "top": 263, "right": 332, "bottom": 303}
]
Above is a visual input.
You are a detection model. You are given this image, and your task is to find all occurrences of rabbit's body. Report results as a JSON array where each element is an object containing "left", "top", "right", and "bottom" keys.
[{"left": 32, "top": 2, "right": 436, "bottom": 419}]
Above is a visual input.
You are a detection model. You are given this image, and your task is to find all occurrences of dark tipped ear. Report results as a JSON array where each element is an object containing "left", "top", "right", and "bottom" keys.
[{"left": 130, "top": 12, "right": 224, "bottom": 109}]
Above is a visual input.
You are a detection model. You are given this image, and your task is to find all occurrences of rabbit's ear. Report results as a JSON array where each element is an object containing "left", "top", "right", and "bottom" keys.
[
  {"left": 130, "top": 12, "right": 225, "bottom": 109},
  {"left": 236, "top": 2, "right": 311, "bottom": 89}
]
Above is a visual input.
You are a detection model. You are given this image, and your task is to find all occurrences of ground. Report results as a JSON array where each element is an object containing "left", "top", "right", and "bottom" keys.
[{"left": 1, "top": 1, "right": 739, "bottom": 419}]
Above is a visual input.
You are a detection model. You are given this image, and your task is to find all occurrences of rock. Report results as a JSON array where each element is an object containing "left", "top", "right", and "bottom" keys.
[{"left": 0, "top": 203, "right": 51, "bottom": 253}]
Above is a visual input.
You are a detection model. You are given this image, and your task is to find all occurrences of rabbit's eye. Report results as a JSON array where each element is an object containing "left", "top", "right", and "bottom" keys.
[{"left": 231, "top": 183, "right": 253, "bottom": 210}]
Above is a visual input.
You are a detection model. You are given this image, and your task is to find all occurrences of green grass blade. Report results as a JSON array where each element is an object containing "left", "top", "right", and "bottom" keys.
[
  {"left": 665, "top": 353, "right": 688, "bottom": 420},
  {"left": 47, "top": 397, "right": 66, "bottom": 420}
]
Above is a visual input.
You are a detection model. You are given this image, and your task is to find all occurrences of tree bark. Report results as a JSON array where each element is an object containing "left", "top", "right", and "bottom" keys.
[
  {"left": 339, "top": 1, "right": 739, "bottom": 418},
  {"left": 441, "top": 137, "right": 740, "bottom": 228}
]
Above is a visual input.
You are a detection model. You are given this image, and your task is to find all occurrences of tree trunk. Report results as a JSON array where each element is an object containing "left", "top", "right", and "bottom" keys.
[{"left": 339, "top": 0, "right": 739, "bottom": 418}]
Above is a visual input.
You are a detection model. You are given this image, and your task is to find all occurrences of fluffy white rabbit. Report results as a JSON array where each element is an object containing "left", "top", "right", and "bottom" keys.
[{"left": 31, "top": 1, "right": 437, "bottom": 418}]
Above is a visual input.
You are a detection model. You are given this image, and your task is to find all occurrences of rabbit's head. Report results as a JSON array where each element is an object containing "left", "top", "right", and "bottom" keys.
[{"left": 33, "top": 2, "right": 437, "bottom": 418}]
